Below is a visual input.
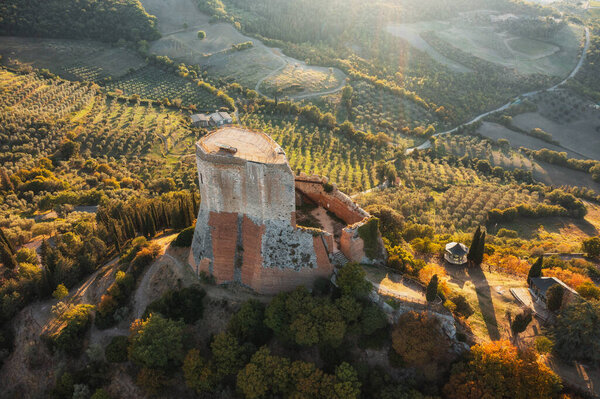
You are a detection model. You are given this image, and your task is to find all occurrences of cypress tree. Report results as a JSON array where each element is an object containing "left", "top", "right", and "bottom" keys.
[
  {"left": 0, "top": 227, "right": 15, "bottom": 254},
  {"left": 0, "top": 241, "right": 18, "bottom": 269},
  {"left": 527, "top": 256, "right": 544, "bottom": 283},
  {"left": 426, "top": 274, "right": 439, "bottom": 303},
  {"left": 475, "top": 231, "right": 486, "bottom": 265},
  {"left": 467, "top": 226, "right": 481, "bottom": 264},
  {"left": 0, "top": 168, "right": 14, "bottom": 192}
]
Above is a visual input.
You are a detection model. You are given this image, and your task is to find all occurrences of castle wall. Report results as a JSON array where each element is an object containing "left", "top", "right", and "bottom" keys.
[
  {"left": 294, "top": 174, "right": 368, "bottom": 225},
  {"left": 191, "top": 140, "right": 334, "bottom": 293},
  {"left": 294, "top": 174, "right": 386, "bottom": 264}
]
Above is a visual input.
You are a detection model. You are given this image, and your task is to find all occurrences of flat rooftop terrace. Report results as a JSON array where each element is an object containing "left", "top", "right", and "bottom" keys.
[{"left": 198, "top": 127, "right": 287, "bottom": 164}]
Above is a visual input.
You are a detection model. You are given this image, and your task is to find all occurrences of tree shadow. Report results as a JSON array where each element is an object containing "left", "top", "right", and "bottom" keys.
[
  {"left": 445, "top": 263, "right": 469, "bottom": 289},
  {"left": 467, "top": 265, "right": 501, "bottom": 341}
]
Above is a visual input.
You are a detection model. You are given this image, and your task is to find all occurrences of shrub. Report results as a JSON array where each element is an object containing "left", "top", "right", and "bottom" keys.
[
  {"left": 511, "top": 309, "right": 532, "bottom": 336},
  {"left": 52, "top": 283, "right": 68, "bottom": 300},
  {"left": 49, "top": 304, "right": 94, "bottom": 355},
  {"left": 173, "top": 226, "right": 195, "bottom": 247},
  {"left": 535, "top": 336, "right": 554, "bottom": 354},
  {"left": 449, "top": 293, "right": 474, "bottom": 318},
  {"left": 105, "top": 335, "right": 128, "bottom": 363},
  {"left": 197, "top": 30, "right": 206, "bottom": 39},
  {"left": 336, "top": 262, "right": 371, "bottom": 299},
  {"left": 497, "top": 228, "right": 518, "bottom": 238},
  {"left": 576, "top": 282, "right": 600, "bottom": 300},
  {"left": 582, "top": 237, "right": 600, "bottom": 258},
  {"left": 357, "top": 217, "right": 381, "bottom": 259},
  {"left": 142, "top": 285, "right": 206, "bottom": 323}
]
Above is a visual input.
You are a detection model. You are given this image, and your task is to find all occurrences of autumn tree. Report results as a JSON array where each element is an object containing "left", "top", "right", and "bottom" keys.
[
  {"left": 391, "top": 311, "right": 451, "bottom": 380},
  {"left": 444, "top": 340, "right": 561, "bottom": 399}
]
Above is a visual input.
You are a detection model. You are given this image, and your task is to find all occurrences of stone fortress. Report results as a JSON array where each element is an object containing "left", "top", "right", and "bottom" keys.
[{"left": 189, "top": 126, "right": 385, "bottom": 294}]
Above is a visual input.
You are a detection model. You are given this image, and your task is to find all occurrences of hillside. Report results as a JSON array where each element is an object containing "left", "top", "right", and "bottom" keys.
[{"left": 0, "top": 0, "right": 600, "bottom": 397}]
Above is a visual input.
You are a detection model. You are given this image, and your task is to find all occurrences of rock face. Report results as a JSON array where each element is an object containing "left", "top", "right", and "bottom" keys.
[{"left": 190, "top": 127, "right": 334, "bottom": 294}]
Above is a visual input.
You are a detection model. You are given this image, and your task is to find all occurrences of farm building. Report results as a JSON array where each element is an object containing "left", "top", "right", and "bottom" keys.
[
  {"left": 209, "top": 111, "right": 233, "bottom": 126},
  {"left": 444, "top": 242, "right": 468, "bottom": 265},
  {"left": 191, "top": 113, "right": 210, "bottom": 127},
  {"left": 189, "top": 126, "right": 385, "bottom": 294},
  {"left": 529, "top": 277, "right": 579, "bottom": 304}
]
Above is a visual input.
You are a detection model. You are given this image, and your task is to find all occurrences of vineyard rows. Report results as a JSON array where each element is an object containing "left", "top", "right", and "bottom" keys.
[
  {"left": 0, "top": 70, "right": 95, "bottom": 119},
  {"left": 359, "top": 157, "right": 546, "bottom": 232},
  {"left": 351, "top": 81, "right": 437, "bottom": 135},
  {"left": 105, "top": 66, "right": 225, "bottom": 110},
  {"left": 240, "top": 113, "right": 394, "bottom": 193}
]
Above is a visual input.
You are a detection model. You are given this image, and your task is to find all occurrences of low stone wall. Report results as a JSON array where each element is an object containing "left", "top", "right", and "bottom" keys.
[
  {"left": 294, "top": 174, "right": 368, "bottom": 225},
  {"left": 294, "top": 174, "right": 386, "bottom": 264}
]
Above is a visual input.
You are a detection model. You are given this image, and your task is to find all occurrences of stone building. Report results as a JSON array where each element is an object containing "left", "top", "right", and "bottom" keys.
[{"left": 189, "top": 126, "right": 384, "bottom": 294}]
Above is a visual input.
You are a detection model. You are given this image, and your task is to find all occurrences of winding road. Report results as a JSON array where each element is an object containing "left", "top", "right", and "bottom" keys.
[{"left": 405, "top": 27, "right": 591, "bottom": 154}]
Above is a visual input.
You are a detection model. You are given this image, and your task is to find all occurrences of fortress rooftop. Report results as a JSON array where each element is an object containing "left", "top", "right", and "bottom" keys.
[{"left": 197, "top": 127, "right": 287, "bottom": 164}]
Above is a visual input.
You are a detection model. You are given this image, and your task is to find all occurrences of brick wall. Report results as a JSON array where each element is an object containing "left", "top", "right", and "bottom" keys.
[{"left": 208, "top": 211, "right": 237, "bottom": 283}]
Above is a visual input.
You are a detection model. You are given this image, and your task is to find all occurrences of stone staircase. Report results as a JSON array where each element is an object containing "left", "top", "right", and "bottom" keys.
[{"left": 331, "top": 251, "right": 348, "bottom": 266}]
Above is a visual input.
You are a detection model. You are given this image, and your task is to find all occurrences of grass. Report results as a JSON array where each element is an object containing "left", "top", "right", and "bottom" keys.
[
  {"left": 443, "top": 264, "right": 528, "bottom": 342},
  {"left": 259, "top": 64, "right": 345, "bottom": 97},
  {"left": 507, "top": 37, "right": 559, "bottom": 59}
]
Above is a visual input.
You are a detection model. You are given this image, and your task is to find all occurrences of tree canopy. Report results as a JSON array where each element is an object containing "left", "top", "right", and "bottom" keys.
[{"left": 444, "top": 340, "right": 561, "bottom": 399}]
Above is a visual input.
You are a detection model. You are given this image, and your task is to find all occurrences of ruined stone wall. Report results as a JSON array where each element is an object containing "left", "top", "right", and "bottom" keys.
[
  {"left": 294, "top": 174, "right": 368, "bottom": 225},
  {"left": 295, "top": 173, "right": 385, "bottom": 264}
]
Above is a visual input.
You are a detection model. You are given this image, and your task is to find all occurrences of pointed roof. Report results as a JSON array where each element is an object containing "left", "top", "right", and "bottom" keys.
[{"left": 445, "top": 242, "right": 468, "bottom": 256}]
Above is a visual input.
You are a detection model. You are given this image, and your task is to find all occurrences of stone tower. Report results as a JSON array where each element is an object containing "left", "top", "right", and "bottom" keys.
[{"left": 189, "top": 127, "right": 334, "bottom": 294}]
